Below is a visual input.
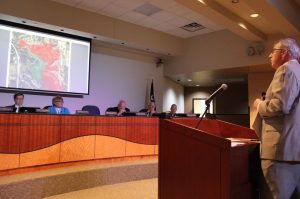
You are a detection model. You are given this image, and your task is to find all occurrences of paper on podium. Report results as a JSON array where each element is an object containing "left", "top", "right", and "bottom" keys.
[{"left": 226, "top": 137, "right": 260, "bottom": 147}]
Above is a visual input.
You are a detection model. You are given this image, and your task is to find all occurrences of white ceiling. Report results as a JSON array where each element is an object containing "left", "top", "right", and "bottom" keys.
[{"left": 50, "top": 0, "right": 224, "bottom": 38}]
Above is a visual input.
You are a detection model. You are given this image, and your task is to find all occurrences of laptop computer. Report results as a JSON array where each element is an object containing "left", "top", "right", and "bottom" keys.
[
  {"left": 122, "top": 112, "right": 137, "bottom": 116},
  {"left": 19, "top": 107, "right": 39, "bottom": 113},
  {"left": 0, "top": 107, "right": 14, "bottom": 112}
]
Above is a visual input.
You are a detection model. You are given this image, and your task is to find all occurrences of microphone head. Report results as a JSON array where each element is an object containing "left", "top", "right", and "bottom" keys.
[{"left": 221, "top": 84, "right": 228, "bottom": 90}]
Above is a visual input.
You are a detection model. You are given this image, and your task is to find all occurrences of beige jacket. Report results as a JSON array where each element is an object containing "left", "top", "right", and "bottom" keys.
[{"left": 253, "top": 59, "right": 300, "bottom": 161}]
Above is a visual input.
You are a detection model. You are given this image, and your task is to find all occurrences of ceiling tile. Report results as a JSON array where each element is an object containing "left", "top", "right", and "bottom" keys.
[
  {"left": 183, "top": 12, "right": 206, "bottom": 22},
  {"left": 51, "top": 0, "right": 82, "bottom": 7},
  {"left": 50, "top": 0, "right": 227, "bottom": 38},
  {"left": 76, "top": 0, "right": 113, "bottom": 12},
  {"left": 190, "top": 28, "right": 214, "bottom": 36},
  {"left": 150, "top": 10, "right": 176, "bottom": 22},
  {"left": 114, "top": 0, "right": 147, "bottom": 10},
  {"left": 149, "top": 0, "right": 178, "bottom": 10},
  {"left": 99, "top": 3, "right": 130, "bottom": 18},
  {"left": 136, "top": 17, "right": 162, "bottom": 27},
  {"left": 118, "top": 11, "right": 147, "bottom": 23},
  {"left": 166, "top": 16, "right": 191, "bottom": 27},
  {"left": 167, "top": 4, "right": 191, "bottom": 16}
]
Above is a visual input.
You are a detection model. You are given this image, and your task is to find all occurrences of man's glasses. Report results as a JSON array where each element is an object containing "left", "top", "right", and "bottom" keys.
[{"left": 271, "top": 48, "right": 286, "bottom": 54}]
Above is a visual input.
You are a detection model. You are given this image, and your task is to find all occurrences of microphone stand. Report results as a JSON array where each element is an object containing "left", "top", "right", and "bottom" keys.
[{"left": 195, "top": 103, "right": 210, "bottom": 129}]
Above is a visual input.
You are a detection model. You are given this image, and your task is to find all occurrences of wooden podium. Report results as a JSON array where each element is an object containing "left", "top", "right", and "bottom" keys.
[{"left": 159, "top": 118, "right": 260, "bottom": 199}]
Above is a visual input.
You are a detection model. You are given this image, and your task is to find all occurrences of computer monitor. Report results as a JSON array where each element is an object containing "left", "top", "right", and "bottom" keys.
[
  {"left": 0, "top": 107, "right": 14, "bottom": 113},
  {"left": 122, "top": 112, "right": 136, "bottom": 116},
  {"left": 19, "top": 107, "right": 39, "bottom": 113}
]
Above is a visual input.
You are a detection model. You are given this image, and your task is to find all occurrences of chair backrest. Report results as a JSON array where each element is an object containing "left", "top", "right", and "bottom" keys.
[
  {"left": 82, "top": 105, "right": 100, "bottom": 116},
  {"left": 44, "top": 105, "right": 51, "bottom": 109},
  {"left": 139, "top": 108, "right": 148, "bottom": 112}
]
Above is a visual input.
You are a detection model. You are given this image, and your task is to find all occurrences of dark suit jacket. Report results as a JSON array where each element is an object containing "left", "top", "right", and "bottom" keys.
[{"left": 106, "top": 107, "right": 130, "bottom": 113}]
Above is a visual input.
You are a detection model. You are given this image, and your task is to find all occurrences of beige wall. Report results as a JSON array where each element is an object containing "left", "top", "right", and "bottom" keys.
[
  {"left": 163, "top": 78, "right": 184, "bottom": 113},
  {"left": 184, "top": 87, "right": 212, "bottom": 114},
  {"left": 165, "top": 31, "right": 288, "bottom": 76},
  {"left": 248, "top": 71, "right": 274, "bottom": 128}
]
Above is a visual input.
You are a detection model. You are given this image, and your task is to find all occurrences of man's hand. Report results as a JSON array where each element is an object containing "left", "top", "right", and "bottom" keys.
[
  {"left": 117, "top": 109, "right": 125, "bottom": 116},
  {"left": 253, "top": 98, "right": 262, "bottom": 110}
]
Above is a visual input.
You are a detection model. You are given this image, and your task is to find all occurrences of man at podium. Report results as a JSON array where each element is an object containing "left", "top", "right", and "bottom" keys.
[{"left": 253, "top": 38, "right": 300, "bottom": 199}]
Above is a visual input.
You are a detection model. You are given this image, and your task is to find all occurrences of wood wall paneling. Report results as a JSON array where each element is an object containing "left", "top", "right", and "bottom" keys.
[
  {"left": 125, "top": 141, "right": 155, "bottom": 156},
  {"left": 0, "top": 114, "right": 159, "bottom": 171},
  {"left": 95, "top": 136, "right": 126, "bottom": 159},
  {"left": 154, "top": 145, "right": 158, "bottom": 155},
  {"left": 126, "top": 117, "right": 159, "bottom": 144},
  {"left": 20, "top": 143, "right": 60, "bottom": 167},
  {"left": 0, "top": 154, "right": 19, "bottom": 170},
  {"left": 61, "top": 115, "right": 96, "bottom": 141},
  {"left": 0, "top": 114, "right": 21, "bottom": 154},
  {"left": 94, "top": 117, "right": 127, "bottom": 140},
  {"left": 19, "top": 114, "right": 60, "bottom": 153},
  {"left": 60, "top": 136, "right": 95, "bottom": 162}
]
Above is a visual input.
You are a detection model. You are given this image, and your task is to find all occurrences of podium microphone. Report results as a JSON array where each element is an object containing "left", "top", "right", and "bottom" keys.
[
  {"left": 195, "top": 84, "right": 228, "bottom": 129},
  {"left": 205, "top": 84, "right": 228, "bottom": 106}
]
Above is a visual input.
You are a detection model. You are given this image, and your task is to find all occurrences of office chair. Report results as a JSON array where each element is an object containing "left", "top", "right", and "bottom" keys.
[
  {"left": 43, "top": 105, "right": 51, "bottom": 109},
  {"left": 82, "top": 105, "right": 100, "bottom": 116},
  {"left": 139, "top": 108, "right": 148, "bottom": 112}
]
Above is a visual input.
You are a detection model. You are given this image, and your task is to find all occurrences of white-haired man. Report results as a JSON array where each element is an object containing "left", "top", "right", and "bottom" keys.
[{"left": 253, "top": 38, "right": 300, "bottom": 199}]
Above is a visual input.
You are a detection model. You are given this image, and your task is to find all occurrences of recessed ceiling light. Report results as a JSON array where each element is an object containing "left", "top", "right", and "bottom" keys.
[
  {"left": 187, "top": 79, "right": 192, "bottom": 82},
  {"left": 197, "top": 0, "right": 206, "bottom": 5},
  {"left": 250, "top": 13, "right": 259, "bottom": 18},
  {"left": 238, "top": 23, "right": 248, "bottom": 30},
  {"left": 195, "top": 84, "right": 200, "bottom": 87}
]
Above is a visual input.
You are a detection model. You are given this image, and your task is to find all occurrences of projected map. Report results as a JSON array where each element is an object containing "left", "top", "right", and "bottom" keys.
[{"left": 8, "top": 32, "right": 70, "bottom": 91}]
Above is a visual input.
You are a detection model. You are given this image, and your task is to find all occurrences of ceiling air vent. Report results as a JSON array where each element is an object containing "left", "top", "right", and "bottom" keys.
[{"left": 181, "top": 22, "right": 205, "bottom": 32}]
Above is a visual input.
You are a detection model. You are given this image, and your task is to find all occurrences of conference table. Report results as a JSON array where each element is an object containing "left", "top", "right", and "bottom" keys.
[
  {"left": 0, "top": 113, "right": 159, "bottom": 171},
  {"left": 0, "top": 112, "right": 261, "bottom": 198}
]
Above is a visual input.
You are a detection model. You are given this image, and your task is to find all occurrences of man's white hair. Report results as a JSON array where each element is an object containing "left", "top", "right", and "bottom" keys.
[{"left": 277, "top": 38, "right": 300, "bottom": 59}]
